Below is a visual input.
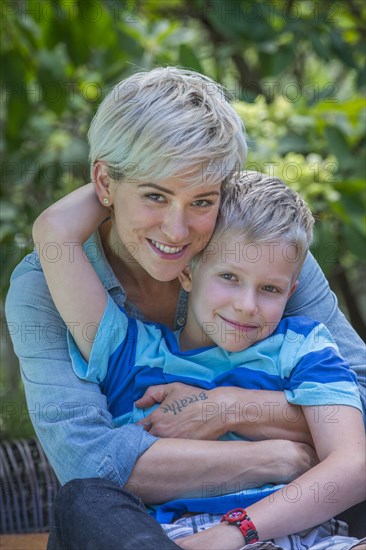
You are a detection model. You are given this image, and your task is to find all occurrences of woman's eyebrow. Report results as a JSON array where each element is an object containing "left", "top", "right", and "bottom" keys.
[
  {"left": 137, "top": 183, "right": 220, "bottom": 198},
  {"left": 137, "top": 183, "right": 174, "bottom": 195}
]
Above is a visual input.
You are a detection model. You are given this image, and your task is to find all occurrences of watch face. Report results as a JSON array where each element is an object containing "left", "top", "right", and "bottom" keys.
[{"left": 227, "top": 509, "right": 246, "bottom": 522}]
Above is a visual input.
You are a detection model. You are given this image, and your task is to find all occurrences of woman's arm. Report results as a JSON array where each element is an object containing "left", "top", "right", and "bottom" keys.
[
  {"left": 5, "top": 264, "right": 317, "bottom": 494},
  {"left": 32, "top": 184, "right": 109, "bottom": 360},
  {"left": 136, "top": 383, "right": 313, "bottom": 444},
  {"left": 5, "top": 257, "right": 158, "bottom": 486},
  {"left": 175, "top": 405, "right": 366, "bottom": 549},
  {"left": 128, "top": 438, "right": 316, "bottom": 502}
]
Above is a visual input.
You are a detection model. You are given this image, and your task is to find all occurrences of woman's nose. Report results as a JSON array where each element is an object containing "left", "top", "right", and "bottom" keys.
[{"left": 160, "top": 209, "right": 190, "bottom": 243}]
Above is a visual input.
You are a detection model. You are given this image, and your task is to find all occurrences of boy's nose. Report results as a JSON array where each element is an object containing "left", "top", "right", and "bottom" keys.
[{"left": 234, "top": 290, "right": 258, "bottom": 315}]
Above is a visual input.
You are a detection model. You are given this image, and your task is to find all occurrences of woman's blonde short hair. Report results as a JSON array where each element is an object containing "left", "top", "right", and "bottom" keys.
[{"left": 88, "top": 67, "right": 247, "bottom": 187}]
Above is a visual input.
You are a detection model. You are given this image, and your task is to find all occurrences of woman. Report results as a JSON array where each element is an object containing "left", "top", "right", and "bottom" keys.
[{"left": 6, "top": 67, "right": 365, "bottom": 549}]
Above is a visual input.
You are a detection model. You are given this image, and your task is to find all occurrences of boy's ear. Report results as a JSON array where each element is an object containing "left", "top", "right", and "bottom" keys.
[
  {"left": 289, "top": 280, "right": 298, "bottom": 298},
  {"left": 93, "top": 161, "right": 114, "bottom": 206},
  {"left": 178, "top": 266, "right": 192, "bottom": 293}
]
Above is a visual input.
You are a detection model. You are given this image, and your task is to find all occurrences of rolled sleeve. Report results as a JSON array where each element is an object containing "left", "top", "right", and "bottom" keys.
[
  {"left": 5, "top": 255, "right": 158, "bottom": 486},
  {"left": 67, "top": 294, "right": 129, "bottom": 384}
]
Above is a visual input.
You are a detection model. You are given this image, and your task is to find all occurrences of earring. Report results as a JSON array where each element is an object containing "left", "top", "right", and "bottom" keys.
[{"left": 102, "top": 197, "right": 110, "bottom": 206}]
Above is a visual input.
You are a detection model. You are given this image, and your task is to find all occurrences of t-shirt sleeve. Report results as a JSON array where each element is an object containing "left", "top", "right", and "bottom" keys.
[
  {"left": 67, "top": 293, "right": 129, "bottom": 383},
  {"left": 284, "top": 322, "right": 362, "bottom": 411}
]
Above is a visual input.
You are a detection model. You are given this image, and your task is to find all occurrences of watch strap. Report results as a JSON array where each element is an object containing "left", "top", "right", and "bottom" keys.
[{"left": 221, "top": 508, "right": 259, "bottom": 545}]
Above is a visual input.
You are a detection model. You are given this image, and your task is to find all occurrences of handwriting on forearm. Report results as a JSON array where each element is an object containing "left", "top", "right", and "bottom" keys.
[{"left": 162, "top": 391, "right": 208, "bottom": 415}]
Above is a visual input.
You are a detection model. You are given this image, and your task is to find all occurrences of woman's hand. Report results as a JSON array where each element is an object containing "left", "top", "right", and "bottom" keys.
[
  {"left": 135, "top": 382, "right": 230, "bottom": 439},
  {"left": 135, "top": 382, "right": 313, "bottom": 445}
]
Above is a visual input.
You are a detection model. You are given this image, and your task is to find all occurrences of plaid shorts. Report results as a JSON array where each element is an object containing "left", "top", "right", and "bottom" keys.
[{"left": 161, "top": 514, "right": 365, "bottom": 550}]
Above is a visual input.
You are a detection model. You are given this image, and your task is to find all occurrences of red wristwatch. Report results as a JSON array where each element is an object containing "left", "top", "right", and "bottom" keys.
[{"left": 221, "top": 508, "right": 259, "bottom": 545}]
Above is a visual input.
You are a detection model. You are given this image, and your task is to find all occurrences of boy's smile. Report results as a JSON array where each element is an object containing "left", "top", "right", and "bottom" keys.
[{"left": 179, "top": 235, "right": 300, "bottom": 352}]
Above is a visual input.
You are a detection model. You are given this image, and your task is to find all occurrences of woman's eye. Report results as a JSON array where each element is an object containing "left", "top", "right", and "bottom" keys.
[
  {"left": 191, "top": 199, "right": 213, "bottom": 207},
  {"left": 146, "top": 193, "right": 165, "bottom": 202}
]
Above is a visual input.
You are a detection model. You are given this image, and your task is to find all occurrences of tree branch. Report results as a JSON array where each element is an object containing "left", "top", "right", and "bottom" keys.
[{"left": 147, "top": 1, "right": 267, "bottom": 100}]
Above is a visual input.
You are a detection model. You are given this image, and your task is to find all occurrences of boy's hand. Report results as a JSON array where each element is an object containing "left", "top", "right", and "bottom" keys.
[{"left": 174, "top": 523, "right": 247, "bottom": 550}]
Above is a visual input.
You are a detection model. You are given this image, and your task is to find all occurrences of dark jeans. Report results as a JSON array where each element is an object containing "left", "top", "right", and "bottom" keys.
[
  {"left": 47, "top": 478, "right": 180, "bottom": 550},
  {"left": 336, "top": 500, "right": 366, "bottom": 538}
]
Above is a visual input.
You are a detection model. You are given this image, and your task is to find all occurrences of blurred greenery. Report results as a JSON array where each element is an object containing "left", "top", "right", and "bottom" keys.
[{"left": 1, "top": 0, "right": 365, "bottom": 438}]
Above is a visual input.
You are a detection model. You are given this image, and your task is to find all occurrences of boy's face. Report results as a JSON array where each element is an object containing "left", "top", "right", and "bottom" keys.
[{"left": 180, "top": 235, "right": 300, "bottom": 352}]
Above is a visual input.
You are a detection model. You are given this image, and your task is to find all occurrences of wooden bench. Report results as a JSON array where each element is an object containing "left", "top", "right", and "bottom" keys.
[{"left": 0, "top": 533, "right": 49, "bottom": 549}]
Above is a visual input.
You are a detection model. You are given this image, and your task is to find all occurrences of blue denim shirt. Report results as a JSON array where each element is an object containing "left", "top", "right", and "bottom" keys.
[{"left": 5, "top": 231, "right": 366, "bottom": 486}]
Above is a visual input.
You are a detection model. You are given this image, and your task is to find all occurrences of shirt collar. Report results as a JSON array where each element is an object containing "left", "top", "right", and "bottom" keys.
[{"left": 83, "top": 229, "right": 126, "bottom": 296}]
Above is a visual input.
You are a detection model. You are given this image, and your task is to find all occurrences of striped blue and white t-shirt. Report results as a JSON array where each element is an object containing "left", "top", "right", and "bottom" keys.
[{"left": 67, "top": 294, "right": 362, "bottom": 429}]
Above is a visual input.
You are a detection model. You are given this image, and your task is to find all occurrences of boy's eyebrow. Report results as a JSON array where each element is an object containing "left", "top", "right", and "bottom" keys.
[
  {"left": 138, "top": 183, "right": 220, "bottom": 198},
  {"left": 265, "top": 276, "right": 293, "bottom": 285},
  {"left": 221, "top": 263, "right": 293, "bottom": 284}
]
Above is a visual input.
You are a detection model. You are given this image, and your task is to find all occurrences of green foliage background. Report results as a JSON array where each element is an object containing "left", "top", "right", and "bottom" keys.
[{"left": 1, "top": 0, "right": 365, "bottom": 438}]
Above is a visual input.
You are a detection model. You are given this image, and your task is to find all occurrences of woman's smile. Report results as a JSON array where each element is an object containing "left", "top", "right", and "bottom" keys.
[
  {"left": 109, "top": 175, "right": 221, "bottom": 281},
  {"left": 148, "top": 239, "right": 187, "bottom": 257}
]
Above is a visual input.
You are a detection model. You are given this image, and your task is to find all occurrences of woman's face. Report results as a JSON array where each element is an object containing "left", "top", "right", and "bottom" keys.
[{"left": 109, "top": 175, "right": 221, "bottom": 281}]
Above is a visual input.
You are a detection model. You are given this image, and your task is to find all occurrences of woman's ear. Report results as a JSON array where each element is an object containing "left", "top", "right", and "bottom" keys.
[
  {"left": 93, "top": 161, "right": 114, "bottom": 206},
  {"left": 178, "top": 265, "right": 193, "bottom": 292}
]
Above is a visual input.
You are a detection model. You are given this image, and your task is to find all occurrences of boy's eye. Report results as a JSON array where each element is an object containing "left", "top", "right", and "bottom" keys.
[
  {"left": 220, "top": 273, "right": 238, "bottom": 282},
  {"left": 145, "top": 193, "right": 165, "bottom": 202},
  {"left": 263, "top": 285, "right": 279, "bottom": 293}
]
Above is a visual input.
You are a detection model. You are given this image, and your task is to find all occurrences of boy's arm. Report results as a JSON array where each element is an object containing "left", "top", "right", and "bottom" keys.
[
  {"left": 32, "top": 184, "right": 109, "bottom": 360},
  {"left": 175, "top": 405, "right": 366, "bottom": 549},
  {"left": 286, "top": 252, "right": 366, "bottom": 416},
  {"left": 247, "top": 405, "right": 365, "bottom": 539}
]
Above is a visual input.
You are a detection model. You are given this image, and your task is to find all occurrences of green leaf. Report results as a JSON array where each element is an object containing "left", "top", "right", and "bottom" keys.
[
  {"left": 278, "top": 134, "right": 309, "bottom": 155},
  {"left": 310, "top": 34, "right": 331, "bottom": 61},
  {"left": 270, "top": 44, "right": 295, "bottom": 75},
  {"left": 324, "top": 126, "right": 354, "bottom": 171},
  {"left": 6, "top": 96, "right": 30, "bottom": 146},
  {"left": 178, "top": 44, "right": 203, "bottom": 73},
  {"left": 311, "top": 222, "right": 339, "bottom": 276},
  {"left": 330, "top": 30, "right": 356, "bottom": 68},
  {"left": 344, "top": 225, "right": 366, "bottom": 262},
  {"left": 0, "top": 202, "right": 17, "bottom": 222}
]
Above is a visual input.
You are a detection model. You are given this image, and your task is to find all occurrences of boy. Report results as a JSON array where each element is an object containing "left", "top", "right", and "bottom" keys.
[{"left": 33, "top": 171, "right": 364, "bottom": 545}]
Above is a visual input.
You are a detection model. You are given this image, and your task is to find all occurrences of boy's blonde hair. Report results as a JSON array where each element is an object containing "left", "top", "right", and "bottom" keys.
[
  {"left": 193, "top": 171, "right": 314, "bottom": 269},
  {"left": 88, "top": 67, "right": 247, "bottom": 187}
]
